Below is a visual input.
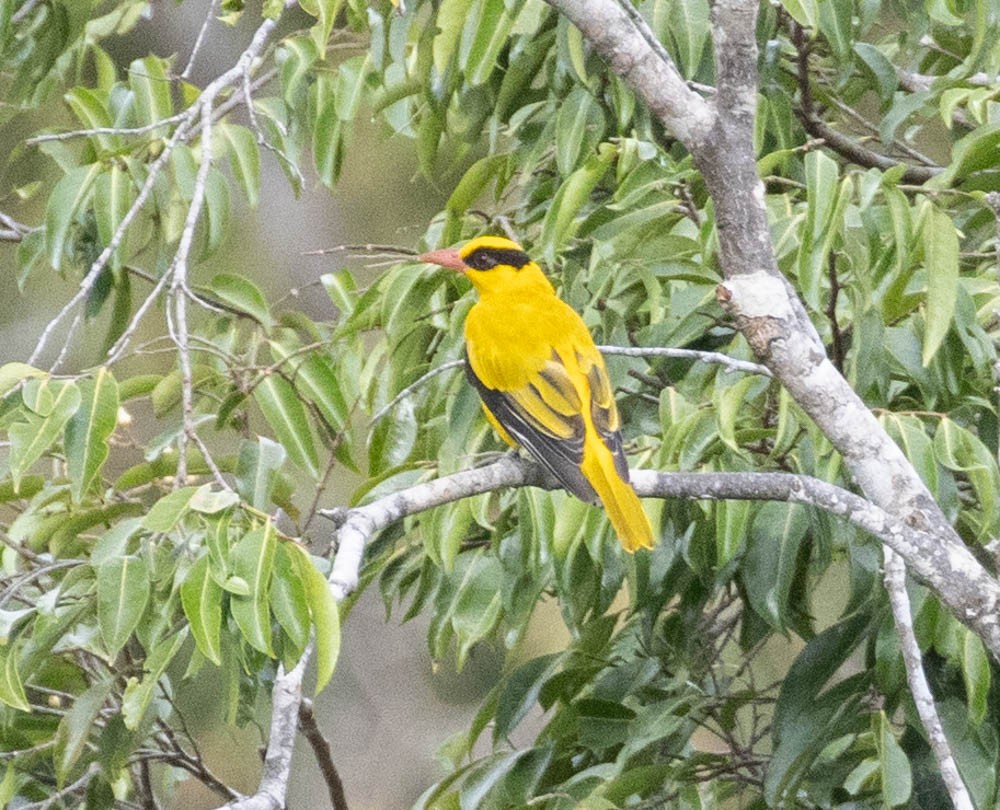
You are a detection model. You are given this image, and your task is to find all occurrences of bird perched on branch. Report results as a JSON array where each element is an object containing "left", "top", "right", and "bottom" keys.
[{"left": 419, "top": 235, "right": 654, "bottom": 552}]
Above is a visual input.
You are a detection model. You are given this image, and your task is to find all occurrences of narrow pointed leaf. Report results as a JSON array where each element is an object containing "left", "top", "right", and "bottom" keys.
[
  {"left": 254, "top": 374, "right": 321, "bottom": 478},
  {"left": 180, "top": 553, "right": 223, "bottom": 665},
  {"left": 97, "top": 555, "right": 150, "bottom": 656},
  {"left": 921, "top": 205, "right": 959, "bottom": 366},
  {"left": 290, "top": 544, "right": 340, "bottom": 693},
  {"left": 65, "top": 368, "right": 119, "bottom": 502},
  {"left": 230, "top": 525, "right": 277, "bottom": 656}
]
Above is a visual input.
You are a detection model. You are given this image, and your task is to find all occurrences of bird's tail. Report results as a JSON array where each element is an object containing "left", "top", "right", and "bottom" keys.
[{"left": 582, "top": 442, "right": 654, "bottom": 552}]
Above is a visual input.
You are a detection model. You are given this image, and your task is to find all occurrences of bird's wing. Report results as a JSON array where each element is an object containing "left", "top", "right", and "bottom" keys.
[
  {"left": 573, "top": 347, "right": 630, "bottom": 482},
  {"left": 465, "top": 352, "right": 599, "bottom": 503}
]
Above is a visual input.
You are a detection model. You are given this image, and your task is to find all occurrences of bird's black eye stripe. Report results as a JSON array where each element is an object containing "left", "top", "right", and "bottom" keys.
[{"left": 464, "top": 247, "right": 531, "bottom": 270}]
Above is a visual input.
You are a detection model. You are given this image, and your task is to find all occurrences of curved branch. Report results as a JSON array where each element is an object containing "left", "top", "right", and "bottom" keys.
[{"left": 320, "top": 457, "right": 995, "bottom": 632}]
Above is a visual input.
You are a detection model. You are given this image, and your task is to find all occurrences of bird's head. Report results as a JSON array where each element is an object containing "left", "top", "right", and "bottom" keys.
[{"left": 419, "top": 236, "right": 552, "bottom": 297}]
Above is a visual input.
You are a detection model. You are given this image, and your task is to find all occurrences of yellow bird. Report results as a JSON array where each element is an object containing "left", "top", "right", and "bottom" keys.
[{"left": 419, "top": 235, "right": 654, "bottom": 552}]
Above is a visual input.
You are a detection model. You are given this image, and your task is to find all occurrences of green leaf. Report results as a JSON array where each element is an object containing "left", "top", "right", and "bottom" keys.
[
  {"left": 210, "top": 273, "right": 273, "bottom": 327},
  {"left": 797, "top": 150, "right": 843, "bottom": 309},
  {"left": 55, "top": 678, "right": 113, "bottom": 785},
  {"left": 201, "top": 167, "right": 231, "bottom": 258},
  {"left": 230, "top": 524, "right": 277, "bottom": 656},
  {"left": 142, "top": 486, "right": 201, "bottom": 533},
  {"left": 777, "top": 0, "right": 818, "bottom": 27},
  {"left": 539, "top": 143, "right": 617, "bottom": 263},
  {"left": 920, "top": 204, "right": 959, "bottom": 366},
  {"left": 0, "top": 362, "right": 45, "bottom": 397},
  {"left": 961, "top": 628, "right": 990, "bottom": 726},
  {"left": 334, "top": 54, "right": 368, "bottom": 122},
  {"left": 446, "top": 154, "right": 508, "bottom": 215},
  {"left": 189, "top": 483, "right": 240, "bottom": 514},
  {"left": 876, "top": 711, "right": 912, "bottom": 807},
  {"left": 555, "top": 87, "right": 606, "bottom": 176},
  {"left": 180, "top": 553, "right": 223, "bottom": 665},
  {"left": 218, "top": 123, "right": 261, "bottom": 208},
  {"left": 742, "top": 503, "right": 808, "bottom": 631},
  {"left": 97, "top": 555, "right": 150, "bottom": 656},
  {"left": 254, "top": 374, "right": 321, "bottom": 478},
  {"left": 129, "top": 55, "right": 173, "bottom": 133},
  {"left": 817, "top": 0, "right": 852, "bottom": 62},
  {"left": 65, "top": 367, "right": 119, "bottom": 503},
  {"left": 8, "top": 381, "right": 81, "bottom": 490},
  {"left": 460, "top": 0, "right": 512, "bottom": 86},
  {"left": 122, "top": 629, "right": 187, "bottom": 730},
  {"left": 93, "top": 165, "right": 134, "bottom": 268},
  {"left": 235, "top": 436, "right": 288, "bottom": 510},
  {"left": 0, "top": 643, "right": 30, "bottom": 712},
  {"left": 434, "top": 0, "right": 468, "bottom": 76},
  {"left": 289, "top": 543, "right": 340, "bottom": 693},
  {"left": 271, "top": 543, "right": 310, "bottom": 659},
  {"left": 44, "top": 163, "right": 102, "bottom": 270},
  {"left": 662, "top": 0, "right": 710, "bottom": 78}
]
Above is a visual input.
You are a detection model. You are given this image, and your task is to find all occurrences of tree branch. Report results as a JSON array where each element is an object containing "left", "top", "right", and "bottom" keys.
[
  {"left": 319, "top": 456, "right": 999, "bottom": 640},
  {"left": 299, "top": 698, "right": 350, "bottom": 810},
  {"left": 554, "top": 0, "right": 1000, "bottom": 658},
  {"left": 883, "top": 548, "right": 973, "bottom": 810}
]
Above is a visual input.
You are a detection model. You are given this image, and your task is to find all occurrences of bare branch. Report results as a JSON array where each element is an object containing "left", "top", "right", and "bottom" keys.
[
  {"left": 319, "top": 457, "right": 1000, "bottom": 638},
  {"left": 299, "top": 698, "right": 350, "bottom": 810},
  {"left": 883, "top": 549, "right": 974, "bottom": 810},
  {"left": 182, "top": 0, "right": 221, "bottom": 81},
  {"left": 215, "top": 650, "right": 311, "bottom": 810},
  {"left": 597, "top": 345, "right": 772, "bottom": 377}
]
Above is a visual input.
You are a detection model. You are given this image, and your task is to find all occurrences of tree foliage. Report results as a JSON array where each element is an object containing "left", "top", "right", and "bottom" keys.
[{"left": 1, "top": 0, "right": 1000, "bottom": 807}]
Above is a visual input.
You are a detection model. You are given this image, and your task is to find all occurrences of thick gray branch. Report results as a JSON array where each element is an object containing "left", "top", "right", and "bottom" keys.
[
  {"left": 551, "top": 0, "right": 1000, "bottom": 658},
  {"left": 322, "top": 457, "right": 1000, "bottom": 652}
]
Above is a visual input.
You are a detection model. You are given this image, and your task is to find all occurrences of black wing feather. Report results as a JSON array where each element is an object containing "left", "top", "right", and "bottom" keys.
[{"left": 464, "top": 359, "right": 598, "bottom": 503}]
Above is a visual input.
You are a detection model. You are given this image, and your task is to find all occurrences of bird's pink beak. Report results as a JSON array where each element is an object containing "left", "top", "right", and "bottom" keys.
[{"left": 418, "top": 247, "right": 466, "bottom": 272}]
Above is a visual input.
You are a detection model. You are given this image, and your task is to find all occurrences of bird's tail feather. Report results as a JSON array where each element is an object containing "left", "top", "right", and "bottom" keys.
[{"left": 583, "top": 443, "right": 654, "bottom": 552}]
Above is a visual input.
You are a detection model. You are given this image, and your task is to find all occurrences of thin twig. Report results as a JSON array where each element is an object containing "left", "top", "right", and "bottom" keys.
[
  {"left": 299, "top": 699, "right": 349, "bottom": 810},
  {"left": 182, "top": 0, "right": 220, "bottom": 80},
  {"left": 597, "top": 345, "right": 773, "bottom": 377},
  {"left": 883, "top": 549, "right": 973, "bottom": 810}
]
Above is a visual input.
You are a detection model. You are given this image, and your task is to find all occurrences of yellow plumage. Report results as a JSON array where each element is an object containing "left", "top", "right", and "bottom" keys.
[{"left": 419, "top": 236, "right": 654, "bottom": 552}]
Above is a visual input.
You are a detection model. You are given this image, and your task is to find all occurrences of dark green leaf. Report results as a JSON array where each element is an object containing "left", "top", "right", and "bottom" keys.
[
  {"left": 65, "top": 367, "right": 119, "bottom": 503},
  {"left": 97, "top": 555, "right": 150, "bottom": 656}
]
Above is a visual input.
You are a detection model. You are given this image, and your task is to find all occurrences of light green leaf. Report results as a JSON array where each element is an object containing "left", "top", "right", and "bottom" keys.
[
  {"left": 0, "top": 362, "right": 45, "bottom": 398},
  {"left": 54, "top": 678, "right": 113, "bottom": 784},
  {"left": 180, "top": 553, "right": 223, "bottom": 665},
  {"left": 93, "top": 165, "right": 134, "bottom": 269},
  {"left": 0, "top": 643, "right": 29, "bottom": 712},
  {"left": 142, "top": 486, "right": 201, "bottom": 533},
  {"left": 271, "top": 543, "right": 310, "bottom": 657},
  {"left": 230, "top": 524, "right": 277, "bottom": 656},
  {"left": 210, "top": 273, "right": 273, "bottom": 327},
  {"left": 189, "top": 483, "right": 240, "bottom": 514},
  {"left": 65, "top": 367, "right": 119, "bottom": 503},
  {"left": 235, "top": 436, "right": 287, "bottom": 510},
  {"left": 44, "top": 163, "right": 102, "bottom": 270},
  {"left": 334, "top": 55, "right": 368, "bottom": 122},
  {"left": 254, "top": 374, "right": 321, "bottom": 479},
  {"left": 446, "top": 155, "right": 508, "bottom": 215},
  {"left": 289, "top": 543, "right": 340, "bottom": 693},
  {"left": 962, "top": 628, "right": 990, "bottom": 726},
  {"left": 460, "top": 0, "right": 512, "bottom": 86},
  {"left": 218, "top": 123, "right": 261, "bottom": 208},
  {"left": 921, "top": 204, "right": 959, "bottom": 366},
  {"left": 876, "top": 712, "right": 912, "bottom": 807},
  {"left": 97, "top": 555, "right": 150, "bottom": 656},
  {"left": 9, "top": 381, "right": 81, "bottom": 490},
  {"left": 129, "top": 55, "right": 173, "bottom": 133},
  {"left": 201, "top": 167, "right": 231, "bottom": 258},
  {"left": 434, "top": 0, "right": 468, "bottom": 76},
  {"left": 539, "top": 144, "right": 617, "bottom": 263},
  {"left": 776, "top": 0, "right": 818, "bottom": 27},
  {"left": 555, "top": 87, "right": 605, "bottom": 176}
]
